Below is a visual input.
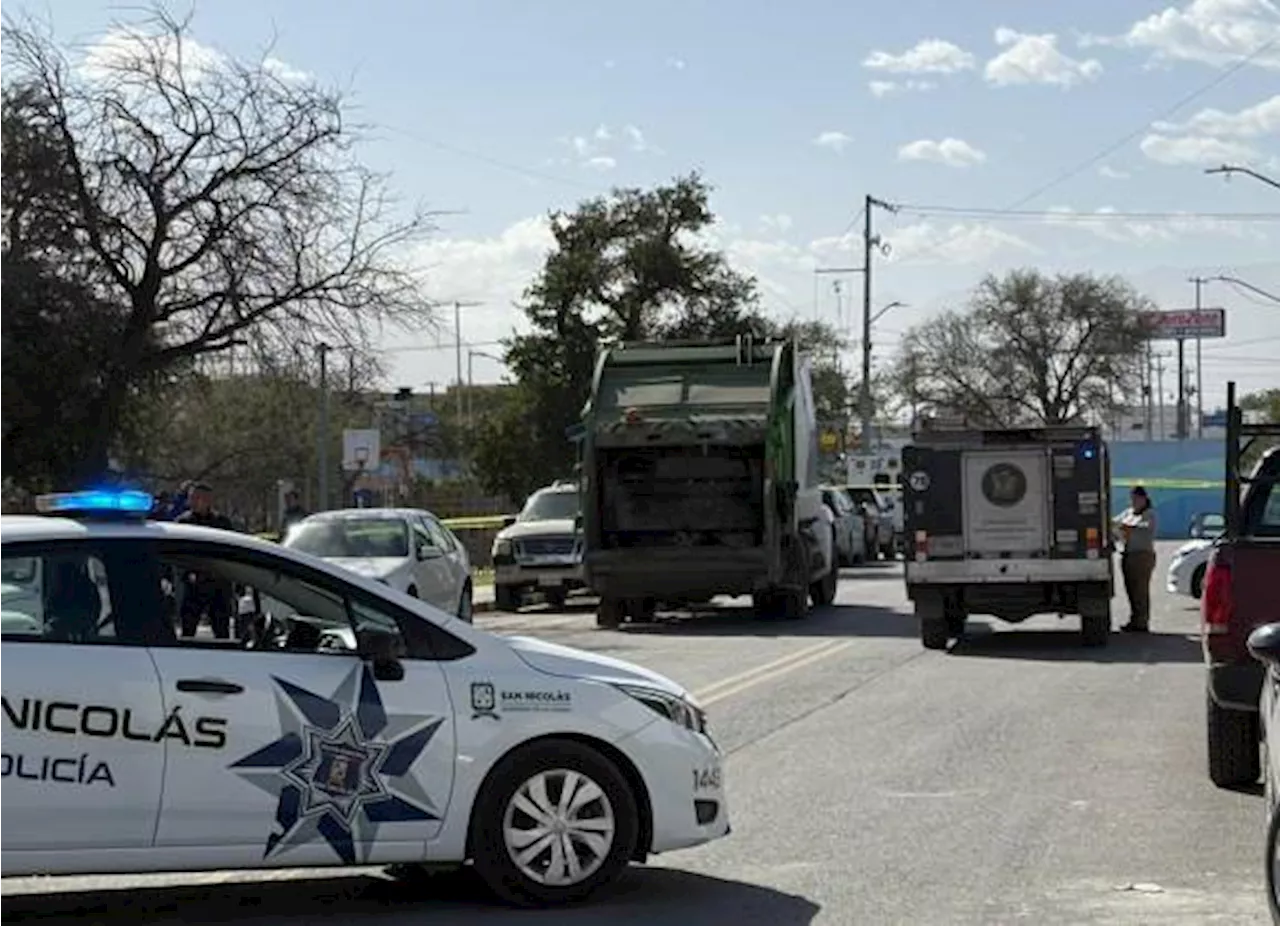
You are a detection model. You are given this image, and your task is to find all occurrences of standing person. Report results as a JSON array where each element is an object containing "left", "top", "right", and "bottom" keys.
[
  {"left": 175, "top": 483, "right": 237, "bottom": 639},
  {"left": 280, "top": 490, "right": 308, "bottom": 535},
  {"left": 169, "top": 480, "right": 194, "bottom": 520},
  {"left": 1113, "top": 486, "right": 1158, "bottom": 633}
]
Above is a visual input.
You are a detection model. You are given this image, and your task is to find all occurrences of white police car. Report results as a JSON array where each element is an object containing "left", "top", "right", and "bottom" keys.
[{"left": 0, "top": 491, "right": 729, "bottom": 905}]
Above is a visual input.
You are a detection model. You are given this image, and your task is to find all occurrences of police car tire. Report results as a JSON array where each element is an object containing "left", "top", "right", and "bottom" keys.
[
  {"left": 471, "top": 738, "right": 639, "bottom": 907},
  {"left": 1206, "top": 691, "right": 1261, "bottom": 788}
]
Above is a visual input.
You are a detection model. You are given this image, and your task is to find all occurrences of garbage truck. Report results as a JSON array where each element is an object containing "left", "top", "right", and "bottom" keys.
[{"left": 578, "top": 335, "right": 838, "bottom": 628}]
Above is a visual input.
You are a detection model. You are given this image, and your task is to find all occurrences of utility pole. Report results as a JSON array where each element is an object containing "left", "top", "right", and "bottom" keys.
[
  {"left": 861, "top": 194, "right": 898, "bottom": 451},
  {"left": 1154, "top": 353, "right": 1166, "bottom": 440},
  {"left": 1143, "top": 340, "right": 1154, "bottom": 441},
  {"left": 1175, "top": 337, "right": 1187, "bottom": 440},
  {"left": 1189, "top": 276, "right": 1209, "bottom": 439},
  {"left": 315, "top": 342, "right": 332, "bottom": 511},
  {"left": 452, "top": 300, "right": 482, "bottom": 429}
]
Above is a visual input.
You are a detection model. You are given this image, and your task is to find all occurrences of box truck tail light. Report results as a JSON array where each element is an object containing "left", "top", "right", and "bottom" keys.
[
  {"left": 1085, "top": 526, "right": 1100, "bottom": 559},
  {"left": 915, "top": 530, "right": 928, "bottom": 562},
  {"left": 1201, "top": 553, "right": 1232, "bottom": 636}
]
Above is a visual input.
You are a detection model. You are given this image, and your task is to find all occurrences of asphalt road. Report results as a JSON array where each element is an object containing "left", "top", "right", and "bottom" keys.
[{"left": 4, "top": 540, "right": 1270, "bottom": 924}]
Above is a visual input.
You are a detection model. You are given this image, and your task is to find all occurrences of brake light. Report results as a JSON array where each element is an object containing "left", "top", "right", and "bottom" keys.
[
  {"left": 1085, "top": 526, "right": 1100, "bottom": 558},
  {"left": 1201, "top": 553, "right": 1232, "bottom": 635},
  {"left": 915, "top": 530, "right": 928, "bottom": 561}
]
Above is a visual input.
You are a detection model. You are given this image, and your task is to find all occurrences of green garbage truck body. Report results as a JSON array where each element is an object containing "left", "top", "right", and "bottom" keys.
[{"left": 579, "top": 336, "right": 837, "bottom": 625}]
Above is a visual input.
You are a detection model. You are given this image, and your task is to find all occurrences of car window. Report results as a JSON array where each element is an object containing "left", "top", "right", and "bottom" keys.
[
  {"left": 519, "top": 490, "right": 579, "bottom": 522},
  {"left": 2, "top": 547, "right": 117, "bottom": 644},
  {"left": 1259, "top": 487, "right": 1280, "bottom": 535},
  {"left": 285, "top": 517, "right": 410, "bottom": 558},
  {"left": 156, "top": 546, "right": 366, "bottom": 655},
  {"left": 422, "top": 516, "right": 455, "bottom": 552}
]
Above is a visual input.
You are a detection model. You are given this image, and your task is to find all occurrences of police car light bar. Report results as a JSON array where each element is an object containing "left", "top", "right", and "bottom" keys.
[{"left": 35, "top": 490, "right": 154, "bottom": 516}]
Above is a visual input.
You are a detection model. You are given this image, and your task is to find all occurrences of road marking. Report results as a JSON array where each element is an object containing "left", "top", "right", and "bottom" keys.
[
  {"left": 695, "top": 640, "right": 855, "bottom": 707},
  {"left": 691, "top": 640, "right": 839, "bottom": 701}
]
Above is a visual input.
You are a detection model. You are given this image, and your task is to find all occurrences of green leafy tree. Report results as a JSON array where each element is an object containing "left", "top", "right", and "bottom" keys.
[
  {"left": 470, "top": 174, "right": 768, "bottom": 501},
  {"left": 891, "top": 270, "right": 1153, "bottom": 427}
]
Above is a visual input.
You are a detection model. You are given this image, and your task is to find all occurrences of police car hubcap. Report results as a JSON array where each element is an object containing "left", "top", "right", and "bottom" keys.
[{"left": 503, "top": 768, "right": 615, "bottom": 886}]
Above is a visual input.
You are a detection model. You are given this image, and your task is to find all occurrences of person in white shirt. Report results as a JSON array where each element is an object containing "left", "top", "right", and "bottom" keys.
[{"left": 1112, "top": 486, "right": 1157, "bottom": 633}]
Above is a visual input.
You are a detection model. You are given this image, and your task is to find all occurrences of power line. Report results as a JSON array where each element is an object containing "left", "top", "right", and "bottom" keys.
[
  {"left": 1000, "top": 38, "right": 1278, "bottom": 211},
  {"left": 892, "top": 204, "right": 1280, "bottom": 222},
  {"left": 383, "top": 338, "right": 506, "bottom": 354},
  {"left": 379, "top": 125, "right": 602, "bottom": 192}
]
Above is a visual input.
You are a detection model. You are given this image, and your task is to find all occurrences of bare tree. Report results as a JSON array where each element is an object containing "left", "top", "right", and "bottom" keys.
[
  {"left": 2, "top": 7, "right": 437, "bottom": 479},
  {"left": 892, "top": 270, "right": 1153, "bottom": 427}
]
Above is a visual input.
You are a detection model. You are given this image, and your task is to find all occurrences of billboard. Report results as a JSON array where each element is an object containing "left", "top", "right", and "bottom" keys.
[{"left": 1141, "top": 308, "right": 1226, "bottom": 340}]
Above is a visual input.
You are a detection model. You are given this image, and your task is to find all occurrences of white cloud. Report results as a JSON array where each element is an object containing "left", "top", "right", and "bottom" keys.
[
  {"left": 868, "top": 79, "right": 938, "bottom": 97},
  {"left": 897, "top": 137, "right": 987, "bottom": 168},
  {"left": 558, "top": 123, "right": 658, "bottom": 169},
  {"left": 1082, "top": 0, "right": 1280, "bottom": 70},
  {"left": 262, "top": 56, "right": 311, "bottom": 83},
  {"left": 1099, "top": 165, "right": 1131, "bottom": 179},
  {"left": 665, "top": 56, "right": 687, "bottom": 70},
  {"left": 1139, "top": 133, "right": 1264, "bottom": 165},
  {"left": 1153, "top": 94, "right": 1280, "bottom": 137},
  {"left": 79, "top": 25, "right": 225, "bottom": 82},
  {"left": 411, "top": 216, "right": 555, "bottom": 316},
  {"left": 79, "top": 25, "right": 311, "bottom": 86},
  {"left": 813, "top": 130, "right": 853, "bottom": 152},
  {"left": 863, "top": 39, "right": 976, "bottom": 74},
  {"left": 759, "top": 213, "right": 794, "bottom": 233},
  {"left": 985, "top": 28, "right": 1103, "bottom": 87}
]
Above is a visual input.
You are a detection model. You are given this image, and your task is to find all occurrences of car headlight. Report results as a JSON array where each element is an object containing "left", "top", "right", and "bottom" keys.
[
  {"left": 492, "top": 538, "right": 513, "bottom": 557},
  {"left": 615, "top": 684, "right": 708, "bottom": 736}
]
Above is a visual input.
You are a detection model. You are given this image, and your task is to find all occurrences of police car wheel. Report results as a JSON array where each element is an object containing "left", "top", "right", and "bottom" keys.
[{"left": 471, "top": 739, "right": 639, "bottom": 907}]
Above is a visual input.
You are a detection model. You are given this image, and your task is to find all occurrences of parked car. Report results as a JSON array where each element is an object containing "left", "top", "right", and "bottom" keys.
[
  {"left": 821, "top": 486, "right": 867, "bottom": 566},
  {"left": 1189, "top": 511, "right": 1227, "bottom": 539},
  {"left": 282, "top": 508, "right": 474, "bottom": 621},
  {"left": 1201, "top": 384, "right": 1280, "bottom": 788},
  {"left": 1245, "top": 621, "right": 1280, "bottom": 924},
  {"left": 1166, "top": 538, "right": 1215, "bottom": 599},
  {"left": 490, "top": 480, "right": 584, "bottom": 612},
  {"left": 844, "top": 486, "right": 895, "bottom": 560}
]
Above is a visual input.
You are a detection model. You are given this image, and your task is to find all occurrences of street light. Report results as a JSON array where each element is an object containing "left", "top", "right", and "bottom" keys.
[
  {"left": 1205, "top": 164, "right": 1280, "bottom": 191},
  {"left": 1208, "top": 274, "right": 1280, "bottom": 305}
]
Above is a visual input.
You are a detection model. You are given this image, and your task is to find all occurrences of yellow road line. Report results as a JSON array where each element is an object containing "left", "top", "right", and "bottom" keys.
[
  {"left": 694, "top": 640, "right": 855, "bottom": 707},
  {"left": 691, "top": 640, "right": 837, "bottom": 700}
]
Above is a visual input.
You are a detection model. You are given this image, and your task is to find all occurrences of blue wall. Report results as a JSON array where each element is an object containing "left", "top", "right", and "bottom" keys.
[{"left": 1108, "top": 440, "right": 1223, "bottom": 539}]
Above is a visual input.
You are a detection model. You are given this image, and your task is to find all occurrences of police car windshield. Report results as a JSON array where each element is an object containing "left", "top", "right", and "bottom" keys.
[
  {"left": 1, "top": 557, "right": 37, "bottom": 584},
  {"left": 285, "top": 518, "right": 410, "bottom": 559},
  {"left": 519, "top": 491, "right": 578, "bottom": 522}
]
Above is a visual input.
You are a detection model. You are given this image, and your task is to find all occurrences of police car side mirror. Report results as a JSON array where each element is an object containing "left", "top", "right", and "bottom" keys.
[{"left": 357, "top": 628, "right": 405, "bottom": 681}]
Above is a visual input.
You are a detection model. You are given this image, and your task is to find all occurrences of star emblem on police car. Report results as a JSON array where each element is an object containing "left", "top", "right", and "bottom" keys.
[{"left": 227, "top": 664, "right": 442, "bottom": 865}]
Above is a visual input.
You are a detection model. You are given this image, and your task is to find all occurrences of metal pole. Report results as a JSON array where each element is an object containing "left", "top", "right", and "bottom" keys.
[
  {"left": 316, "top": 343, "right": 331, "bottom": 511},
  {"left": 1175, "top": 338, "right": 1186, "bottom": 440},
  {"left": 860, "top": 194, "right": 873, "bottom": 450},
  {"left": 1155, "top": 353, "right": 1165, "bottom": 440},
  {"left": 454, "top": 302, "right": 464, "bottom": 428},
  {"left": 1146, "top": 340, "right": 1157, "bottom": 443},
  {"left": 467, "top": 351, "right": 475, "bottom": 431},
  {"left": 1193, "top": 278, "right": 1204, "bottom": 440}
]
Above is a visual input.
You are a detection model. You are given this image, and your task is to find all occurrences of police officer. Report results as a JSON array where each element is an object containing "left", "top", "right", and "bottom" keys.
[{"left": 175, "top": 482, "right": 237, "bottom": 639}]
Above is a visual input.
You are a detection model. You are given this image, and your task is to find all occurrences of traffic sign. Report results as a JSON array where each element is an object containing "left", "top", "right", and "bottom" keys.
[{"left": 819, "top": 430, "right": 841, "bottom": 453}]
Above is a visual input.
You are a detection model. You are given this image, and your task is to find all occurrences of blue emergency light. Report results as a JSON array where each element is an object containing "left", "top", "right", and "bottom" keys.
[
  {"left": 1078, "top": 440, "right": 1097, "bottom": 461},
  {"left": 35, "top": 489, "right": 155, "bottom": 516}
]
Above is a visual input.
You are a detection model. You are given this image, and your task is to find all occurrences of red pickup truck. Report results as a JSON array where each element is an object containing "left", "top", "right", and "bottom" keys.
[{"left": 1201, "top": 382, "right": 1280, "bottom": 788}]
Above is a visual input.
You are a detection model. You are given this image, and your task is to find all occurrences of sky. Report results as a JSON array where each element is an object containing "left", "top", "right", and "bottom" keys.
[{"left": 15, "top": 0, "right": 1280, "bottom": 408}]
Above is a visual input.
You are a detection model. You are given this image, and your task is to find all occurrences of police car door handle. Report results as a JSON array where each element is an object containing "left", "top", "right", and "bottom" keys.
[{"left": 176, "top": 678, "right": 244, "bottom": 695}]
